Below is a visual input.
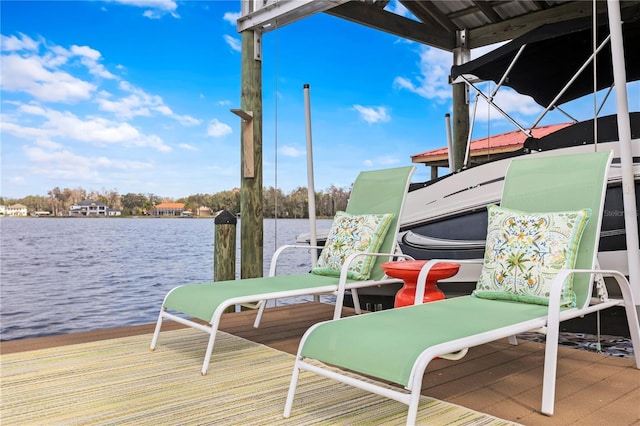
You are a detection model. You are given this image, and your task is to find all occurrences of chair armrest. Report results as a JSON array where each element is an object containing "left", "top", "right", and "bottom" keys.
[
  {"left": 414, "top": 259, "right": 482, "bottom": 305},
  {"left": 269, "top": 244, "right": 324, "bottom": 277},
  {"left": 331, "top": 251, "right": 416, "bottom": 319},
  {"left": 548, "top": 268, "right": 637, "bottom": 314},
  {"left": 338, "top": 251, "right": 416, "bottom": 284}
]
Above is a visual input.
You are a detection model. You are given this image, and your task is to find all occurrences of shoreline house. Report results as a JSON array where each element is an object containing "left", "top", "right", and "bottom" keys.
[
  {"left": 69, "top": 200, "right": 108, "bottom": 216},
  {"left": 197, "top": 206, "right": 213, "bottom": 217},
  {"left": 5, "top": 204, "right": 28, "bottom": 217},
  {"left": 154, "top": 202, "right": 185, "bottom": 217}
]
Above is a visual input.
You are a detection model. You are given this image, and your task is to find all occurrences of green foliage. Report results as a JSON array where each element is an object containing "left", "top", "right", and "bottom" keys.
[{"left": 1, "top": 185, "right": 350, "bottom": 218}]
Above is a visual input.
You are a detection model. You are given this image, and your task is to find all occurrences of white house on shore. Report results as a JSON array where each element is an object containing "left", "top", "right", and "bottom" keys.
[
  {"left": 69, "top": 200, "right": 108, "bottom": 216},
  {"left": 5, "top": 204, "right": 28, "bottom": 217}
]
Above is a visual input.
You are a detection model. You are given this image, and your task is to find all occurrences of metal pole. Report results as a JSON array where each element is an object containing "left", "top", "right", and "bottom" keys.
[
  {"left": 445, "top": 113, "right": 453, "bottom": 171},
  {"left": 304, "top": 84, "right": 318, "bottom": 268},
  {"left": 607, "top": 0, "right": 640, "bottom": 307}
]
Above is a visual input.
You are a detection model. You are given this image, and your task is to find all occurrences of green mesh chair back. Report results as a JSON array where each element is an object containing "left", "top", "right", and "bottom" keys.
[
  {"left": 500, "top": 150, "right": 612, "bottom": 308},
  {"left": 344, "top": 166, "right": 415, "bottom": 281}
]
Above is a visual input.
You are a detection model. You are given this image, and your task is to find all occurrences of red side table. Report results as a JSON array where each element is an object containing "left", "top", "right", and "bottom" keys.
[{"left": 381, "top": 260, "right": 460, "bottom": 308}]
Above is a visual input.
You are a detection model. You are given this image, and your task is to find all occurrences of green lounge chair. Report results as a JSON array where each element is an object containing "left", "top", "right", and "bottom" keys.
[
  {"left": 151, "top": 166, "right": 415, "bottom": 375},
  {"left": 284, "top": 151, "right": 640, "bottom": 424}
]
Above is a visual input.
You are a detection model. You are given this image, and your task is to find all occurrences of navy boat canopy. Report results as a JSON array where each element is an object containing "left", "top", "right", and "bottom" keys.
[{"left": 450, "top": 5, "right": 640, "bottom": 107}]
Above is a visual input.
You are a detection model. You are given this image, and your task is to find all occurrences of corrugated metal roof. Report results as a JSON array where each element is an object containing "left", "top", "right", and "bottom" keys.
[
  {"left": 155, "top": 203, "right": 185, "bottom": 209},
  {"left": 411, "top": 122, "right": 572, "bottom": 165}
]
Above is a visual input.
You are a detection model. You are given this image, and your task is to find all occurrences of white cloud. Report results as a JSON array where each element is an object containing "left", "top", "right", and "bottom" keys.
[
  {"left": 207, "top": 118, "right": 232, "bottom": 137},
  {"left": 353, "top": 105, "right": 391, "bottom": 124},
  {"left": 71, "top": 45, "right": 117, "bottom": 79},
  {"left": 24, "top": 145, "right": 152, "bottom": 180},
  {"left": 3, "top": 103, "right": 172, "bottom": 152},
  {"left": 395, "top": 41, "right": 539, "bottom": 122},
  {"left": 393, "top": 45, "right": 452, "bottom": 101},
  {"left": 1, "top": 33, "right": 39, "bottom": 52},
  {"left": 96, "top": 81, "right": 200, "bottom": 126},
  {"left": 223, "top": 34, "right": 241, "bottom": 52},
  {"left": 36, "top": 138, "right": 63, "bottom": 150},
  {"left": 0, "top": 36, "right": 119, "bottom": 103},
  {"left": 223, "top": 11, "right": 240, "bottom": 25},
  {"left": 471, "top": 87, "right": 541, "bottom": 122},
  {"left": 70, "top": 44, "right": 101, "bottom": 61},
  {"left": 0, "top": 54, "right": 96, "bottom": 102},
  {"left": 109, "top": 0, "right": 179, "bottom": 18},
  {"left": 280, "top": 145, "right": 304, "bottom": 158},
  {"left": 470, "top": 41, "right": 507, "bottom": 60},
  {"left": 178, "top": 143, "right": 198, "bottom": 151}
]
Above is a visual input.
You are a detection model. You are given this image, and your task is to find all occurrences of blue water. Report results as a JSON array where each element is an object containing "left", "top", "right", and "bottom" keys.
[{"left": 0, "top": 217, "right": 333, "bottom": 341}]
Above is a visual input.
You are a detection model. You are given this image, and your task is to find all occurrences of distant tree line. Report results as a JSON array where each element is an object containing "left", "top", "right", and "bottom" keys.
[{"left": 0, "top": 185, "right": 350, "bottom": 218}]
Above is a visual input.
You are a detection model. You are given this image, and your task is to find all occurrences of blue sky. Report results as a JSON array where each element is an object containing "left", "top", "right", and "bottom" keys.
[{"left": 1, "top": 1, "right": 638, "bottom": 200}]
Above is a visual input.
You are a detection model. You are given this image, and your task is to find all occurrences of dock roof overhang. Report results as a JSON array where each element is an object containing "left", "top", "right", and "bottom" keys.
[{"left": 237, "top": 1, "right": 639, "bottom": 52}]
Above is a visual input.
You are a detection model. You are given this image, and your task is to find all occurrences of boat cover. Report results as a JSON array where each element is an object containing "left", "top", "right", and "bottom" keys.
[{"left": 451, "top": 5, "right": 640, "bottom": 107}]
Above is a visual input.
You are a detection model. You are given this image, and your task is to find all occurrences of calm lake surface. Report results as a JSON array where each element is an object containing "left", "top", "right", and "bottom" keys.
[{"left": 0, "top": 217, "right": 333, "bottom": 341}]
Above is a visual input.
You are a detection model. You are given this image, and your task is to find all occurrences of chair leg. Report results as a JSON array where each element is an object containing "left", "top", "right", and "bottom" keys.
[
  {"left": 407, "top": 382, "right": 422, "bottom": 425},
  {"left": 623, "top": 301, "right": 640, "bottom": 368},
  {"left": 150, "top": 310, "right": 164, "bottom": 350},
  {"left": 541, "top": 319, "right": 560, "bottom": 415},
  {"left": 201, "top": 329, "right": 219, "bottom": 375},
  {"left": 351, "top": 289, "right": 362, "bottom": 314},
  {"left": 283, "top": 362, "right": 301, "bottom": 418},
  {"left": 253, "top": 300, "right": 267, "bottom": 328}
]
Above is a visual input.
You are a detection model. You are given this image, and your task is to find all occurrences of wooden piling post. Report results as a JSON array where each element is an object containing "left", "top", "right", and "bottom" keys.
[
  {"left": 214, "top": 210, "right": 237, "bottom": 313},
  {"left": 239, "top": 29, "right": 263, "bottom": 279}
]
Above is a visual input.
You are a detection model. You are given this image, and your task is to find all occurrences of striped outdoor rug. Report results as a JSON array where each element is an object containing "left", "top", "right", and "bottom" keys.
[{"left": 1, "top": 328, "right": 520, "bottom": 425}]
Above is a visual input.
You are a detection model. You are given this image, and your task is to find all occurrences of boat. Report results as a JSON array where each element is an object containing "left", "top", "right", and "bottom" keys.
[
  {"left": 302, "top": 116, "right": 640, "bottom": 313},
  {"left": 400, "top": 114, "right": 640, "bottom": 295}
]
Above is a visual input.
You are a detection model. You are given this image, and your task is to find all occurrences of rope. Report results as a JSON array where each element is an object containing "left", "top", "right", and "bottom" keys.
[
  {"left": 487, "top": 81, "right": 491, "bottom": 163},
  {"left": 593, "top": 0, "right": 598, "bottom": 151},
  {"left": 593, "top": 0, "right": 602, "bottom": 354},
  {"left": 273, "top": 20, "right": 279, "bottom": 249}
]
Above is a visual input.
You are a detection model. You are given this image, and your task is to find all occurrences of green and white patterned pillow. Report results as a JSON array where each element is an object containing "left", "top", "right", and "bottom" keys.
[
  {"left": 312, "top": 211, "right": 393, "bottom": 281},
  {"left": 473, "top": 205, "right": 591, "bottom": 307}
]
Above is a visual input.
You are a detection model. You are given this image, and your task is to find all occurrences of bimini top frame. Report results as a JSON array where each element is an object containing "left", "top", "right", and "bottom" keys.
[{"left": 450, "top": 5, "right": 640, "bottom": 147}]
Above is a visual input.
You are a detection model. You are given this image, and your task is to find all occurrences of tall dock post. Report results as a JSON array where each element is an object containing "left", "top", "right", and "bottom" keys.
[
  {"left": 238, "top": 25, "right": 263, "bottom": 281},
  {"left": 214, "top": 210, "right": 237, "bottom": 313}
]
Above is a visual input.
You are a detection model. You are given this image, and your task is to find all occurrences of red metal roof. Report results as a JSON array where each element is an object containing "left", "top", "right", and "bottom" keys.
[
  {"left": 411, "top": 123, "right": 572, "bottom": 164},
  {"left": 155, "top": 203, "right": 185, "bottom": 209}
]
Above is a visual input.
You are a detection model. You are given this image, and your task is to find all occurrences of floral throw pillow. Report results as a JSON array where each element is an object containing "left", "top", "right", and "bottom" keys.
[
  {"left": 473, "top": 205, "right": 591, "bottom": 307},
  {"left": 311, "top": 211, "right": 394, "bottom": 281}
]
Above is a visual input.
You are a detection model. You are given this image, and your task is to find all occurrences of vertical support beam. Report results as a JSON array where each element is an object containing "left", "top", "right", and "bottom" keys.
[
  {"left": 240, "top": 29, "right": 263, "bottom": 279},
  {"left": 452, "top": 30, "right": 470, "bottom": 172},
  {"left": 607, "top": 0, "right": 640, "bottom": 308},
  {"left": 430, "top": 166, "right": 438, "bottom": 180}
]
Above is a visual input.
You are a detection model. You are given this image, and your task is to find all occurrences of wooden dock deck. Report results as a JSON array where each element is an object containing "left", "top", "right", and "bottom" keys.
[{"left": 2, "top": 302, "right": 638, "bottom": 425}]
